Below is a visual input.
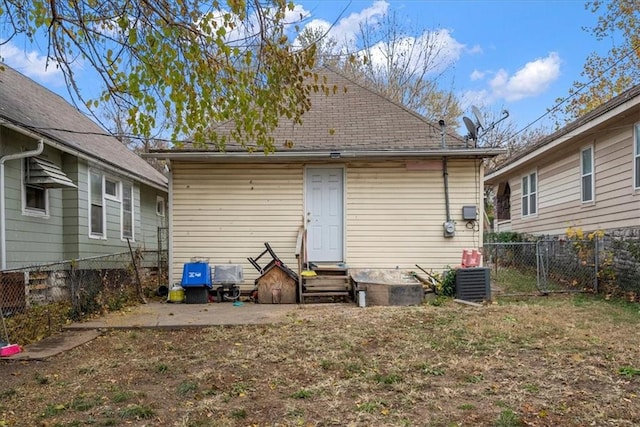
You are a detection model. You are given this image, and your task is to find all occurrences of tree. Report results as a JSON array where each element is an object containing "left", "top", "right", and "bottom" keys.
[
  {"left": 0, "top": 0, "right": 318, "bottom": 151},
  {"left": 99, "top": 103, "right": 170, "bottom": 173},
  {"left": 555, "top": 0, "right": 640, "bottom": 122},
  {"left": 298, "top": 11, "right": 462, "bottom": 125}
]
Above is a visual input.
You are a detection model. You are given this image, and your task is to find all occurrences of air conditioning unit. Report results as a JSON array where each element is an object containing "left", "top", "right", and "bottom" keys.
[{"left": 455, "top": 267, "right": 490, "bottom": 302}]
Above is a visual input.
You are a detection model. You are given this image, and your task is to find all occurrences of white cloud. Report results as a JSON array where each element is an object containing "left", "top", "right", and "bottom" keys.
[
  {"left": 297, "top": 1, "right": 389, "bottom": 51},
  {"left": 490, "top": 52, "right": 561, "bottom": 102},
  {"left": 297, "top": 1, "right": 465, "bottom": 77},
  {"left": 463, "top": 52, "right": 561, "bottom": 106},
  {"left": 367, "top": 28, "right": 464, "bottom": 75},
  {"left": 1, "top": 41, "right": 64, "bottom": 86},
  {"left": 467, "top": 44, "right": 483, "bottom": 55},
  {"left": 284, "top": 4, "right": 312, "bottom": 26},
  {"left": 470, "top": 70, "right": 485, "bottom": 81},
  {"left": 459, "top": 89, "right": 490, "bottom": 111}
]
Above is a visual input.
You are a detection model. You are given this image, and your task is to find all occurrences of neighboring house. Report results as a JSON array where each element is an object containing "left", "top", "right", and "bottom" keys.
[
  {"left": 0, "top": 64, "right": 168, "bottom": 270},
  {"left": 485, "top": 84, "right": 640, "bottom": 237},
  {"left": 149, "top": 67, "right": 503, "bottom": 288}
]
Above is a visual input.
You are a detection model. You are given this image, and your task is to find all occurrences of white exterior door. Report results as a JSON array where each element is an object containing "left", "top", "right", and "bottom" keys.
[{"left": 305, "top": 167, "right": 344, "bottom": 262}]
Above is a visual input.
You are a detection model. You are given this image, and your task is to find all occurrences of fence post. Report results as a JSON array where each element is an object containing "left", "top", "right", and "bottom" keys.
[
  {"left": 535, "top": 241, "right": 540, "bottom": 291},
  {"left": 594, "top": 236, "right": 599, "bottom": 294}
]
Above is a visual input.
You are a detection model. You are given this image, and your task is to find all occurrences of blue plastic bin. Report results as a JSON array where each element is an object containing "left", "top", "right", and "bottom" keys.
[{"left": 181, "top": 262, "right": 213, "bottom": 289}]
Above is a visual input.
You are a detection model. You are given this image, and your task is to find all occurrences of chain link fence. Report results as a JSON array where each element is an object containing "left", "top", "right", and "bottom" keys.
[
  {"left": 0, "top": 250, "right": 163, "bottom": 345},
  {"left": 482, "top": 240, "right": 598, "bottom": 296}
]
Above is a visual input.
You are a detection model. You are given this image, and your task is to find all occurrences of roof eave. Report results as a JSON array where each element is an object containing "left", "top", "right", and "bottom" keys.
[
  {"left": 144, "top": 148, "right": 506, "bottom": 162},
  {"left": 486, "top": 86, "right": 640, "bottom": 184}
]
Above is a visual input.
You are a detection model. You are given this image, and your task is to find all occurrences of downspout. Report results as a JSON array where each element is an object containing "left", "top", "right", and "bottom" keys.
[{"left": 0, "top": 139, "right": 45, "bottom": 270}]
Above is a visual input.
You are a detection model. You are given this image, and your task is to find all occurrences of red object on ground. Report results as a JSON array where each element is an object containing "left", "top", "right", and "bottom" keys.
[{"left": 0, "top": 343, "right": 22, "bottom": 357}]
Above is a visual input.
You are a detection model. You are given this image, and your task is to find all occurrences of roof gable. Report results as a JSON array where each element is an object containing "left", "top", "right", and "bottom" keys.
[
  {"left": 0, "top": 64, "right": 167, "bottom": 189},
  {"left": 178, "top": 66, "right": 469, "bottom": 153}
]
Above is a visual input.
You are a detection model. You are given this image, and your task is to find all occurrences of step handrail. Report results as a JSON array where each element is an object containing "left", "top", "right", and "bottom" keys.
[{"left": 295, "top": 226, "right": 306, "bottom": 302}]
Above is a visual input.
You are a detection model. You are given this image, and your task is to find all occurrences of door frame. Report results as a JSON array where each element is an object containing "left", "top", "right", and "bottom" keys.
[{"left": 303, "top": 165, "right": 346, "bottom": 263}]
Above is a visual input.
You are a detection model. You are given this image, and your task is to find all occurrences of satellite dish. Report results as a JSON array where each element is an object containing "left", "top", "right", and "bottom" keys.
[
  {"left": 471, "top": 105, "right": 485, "bottom": 130},
  {"left": 463, "top": 116, "right": 477, "bottom": 140}
]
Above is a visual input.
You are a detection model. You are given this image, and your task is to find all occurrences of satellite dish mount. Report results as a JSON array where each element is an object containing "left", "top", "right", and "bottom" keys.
[{"left": 462, "top": 106, "right": 509, "bottom": 147}]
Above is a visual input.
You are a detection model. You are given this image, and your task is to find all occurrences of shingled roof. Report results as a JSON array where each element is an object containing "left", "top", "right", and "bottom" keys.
[
  {"left": 0, "top": 64, "right": 167, "bottom": 189},
  {"left": 169, "top": 66, "right": 472, "bottom": 154}
]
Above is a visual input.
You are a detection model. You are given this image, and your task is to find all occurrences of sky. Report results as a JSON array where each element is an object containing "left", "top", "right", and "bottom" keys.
[{"left": 0, "top": 0, "right": 614, "bottom": 139}]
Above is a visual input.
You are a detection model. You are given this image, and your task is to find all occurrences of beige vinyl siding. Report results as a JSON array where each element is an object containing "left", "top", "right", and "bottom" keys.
[
  {"left": 171, "top": 163, "right": 304, "bottom": 285},
  {"left": 171, "top": 159, "right": 485, "bottom": 287},
  {"left": 507, "top": 121, "right": 640, "bottom": 236},
  {"left": 2, "top": 136, "right": 67, "bottom": 267},
  {"left": 346, "top": 160, "right": 482, "bottom": 272}
]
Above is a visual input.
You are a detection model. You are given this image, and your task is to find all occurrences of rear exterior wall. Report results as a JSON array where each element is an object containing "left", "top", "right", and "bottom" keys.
[{"left": 169, "top": 159, "right": 485, "bottom": 288}]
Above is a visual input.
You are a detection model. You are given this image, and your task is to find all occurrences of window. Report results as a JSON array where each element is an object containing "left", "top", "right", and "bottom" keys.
[
  {"left": 156, "top": 196, "right": 166, "bottom": 217},
  {"left": 89, "top": 171, "right": 105, "bottom": 237},
  {"left": 581, "top": 146, "right": 594, "bottom": 203},
  {"left": 521, "top": 172, "right": 537, "bottom": 217},
  {"left": 635, "top": 123, "right": 640, "bottom": 189},
  {"left": 22, "top": 158, "right": 48, "bottom": 216},
  {"left": 105, "top": 178, "right": 119, "bottom": 200},
  {"left": 25, "top": 184, "right": 47, "bottom": 212},
  {"left": 122, "top": 181, "right": 133, "bottom": 239}
]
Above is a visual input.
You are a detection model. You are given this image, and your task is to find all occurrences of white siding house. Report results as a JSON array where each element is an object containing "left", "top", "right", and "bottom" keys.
[{"left": 151, "top": 67, "right": 502, "bottom": 289}]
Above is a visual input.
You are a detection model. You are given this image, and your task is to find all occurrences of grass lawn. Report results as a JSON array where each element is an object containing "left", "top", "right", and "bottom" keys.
[{"left": 1, "top": 294, "right": 640, "bottom": 426}]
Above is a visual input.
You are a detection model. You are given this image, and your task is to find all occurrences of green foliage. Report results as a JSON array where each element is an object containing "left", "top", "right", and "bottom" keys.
[
  {"left": 618, "top": 366, "right": 640, "bottom": 378},
  {"left": 418, "top": 363, "right": 445, "bottom": 376},
  {"left": 0, "top": 1, "right": 320, "bottom": 151},
  {"left": 484, "top": 232, "right": 537, "bottom": 243},
  {"left": 231, "top": 408, "right": 247, "bottom": 419},
  {"left": 291, "top": 389, "right": 313, "bottom": 399},
  {"left": 70, "top": 394, "right": 100, "bottom": 411},
  {"left": 495, "top": 408, "right": 524, "bottom": 427},
  {"left": 177, "top": 381, "right": 198, "bottom": 396},
  {"left": 356, "top": 401, "right": 380, "bottom": 413},
  {"left": 112, "top": 390, "right": 135, "bottom": 403},
  {"left": 41, "top": 403, "right": 66, "bottom": 418},
  {"left": 373, "top": 373, "right": 402, "bottom": 385},
  {"left": 437, "top": 268, "right": 456, "bottom": 297},
  {"left": 119, "top": 404, "right": 154, "bottom": 419},
  {"left": 34, "top": 372, "right": 50, "bottom": 385}
]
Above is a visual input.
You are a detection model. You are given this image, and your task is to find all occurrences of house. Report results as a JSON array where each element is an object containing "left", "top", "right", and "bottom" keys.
[
  {"left": 148, "top": 67, "right": 504, "bottom": 291},
  {"left": 484, "top": 84, "right": 640, "bottom": 237},
  {"left": 0, "top": 64, "right": 168, "bottom": 270}
]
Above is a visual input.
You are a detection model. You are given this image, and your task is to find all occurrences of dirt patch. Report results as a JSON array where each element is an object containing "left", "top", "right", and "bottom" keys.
[{"left": 1, "top": 295, "right": 640, "bottom": 426}]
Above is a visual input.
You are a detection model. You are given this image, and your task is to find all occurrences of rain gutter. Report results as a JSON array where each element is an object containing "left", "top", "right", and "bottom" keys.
[{"left": 144, "top": 148, "right": 506, "bottom": 162}]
